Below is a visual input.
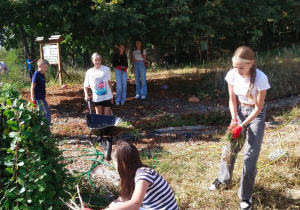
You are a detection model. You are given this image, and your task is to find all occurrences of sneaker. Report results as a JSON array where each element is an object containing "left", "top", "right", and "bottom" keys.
[
  {"left": 240, "top": 198, "right": 252, "bottom": 210},
  {"left": 208, "top": 178, "right": 222, "bottom": 191},
  {"left": 134, "top": 95, "right": 140, "bottom": 99},
  {"left": 121, "top": 102, "right": 125, "bottom": 105},
  {"left": 116, "top": 102, "right": 120, "bottom": 106},
  {"left": 141, "top": 96, "right": 146, "bottom": 100}
]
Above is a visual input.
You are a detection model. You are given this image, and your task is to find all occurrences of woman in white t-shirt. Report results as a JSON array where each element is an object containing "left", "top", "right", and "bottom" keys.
[
  {"left": 208, "top": 46, "right": 270, "bottom": 210},
  {"left": 84, "top": 52, "right": 113, "bottom": 115},
  {"left": 132, "top": 40, "right": 147, "bottom": 100}
]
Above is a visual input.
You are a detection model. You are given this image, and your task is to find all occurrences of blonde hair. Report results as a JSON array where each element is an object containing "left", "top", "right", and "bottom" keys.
[
  {"left": 37, "top": 59, "right": 49, "bottom": 67},
  {"left": 232, "top": 46, "right": 256, "bottom": 101},
  {"left": 91, "top": 52, "right": 101, "bottom": 60}
]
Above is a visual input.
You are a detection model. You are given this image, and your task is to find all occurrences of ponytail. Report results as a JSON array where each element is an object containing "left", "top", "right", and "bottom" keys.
[{"left": 246, "top": 64, "right": 256, "bottom": 101}]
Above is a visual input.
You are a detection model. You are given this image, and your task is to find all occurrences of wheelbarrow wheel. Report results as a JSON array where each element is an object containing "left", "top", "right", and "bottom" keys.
[{"left": 104, "top": 138, "right": 112, "bottom": 161}]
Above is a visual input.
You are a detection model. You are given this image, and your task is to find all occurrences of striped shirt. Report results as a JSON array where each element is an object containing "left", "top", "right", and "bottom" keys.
[{"left": 135, "top": 167, "right": 179, "bottom": 210}]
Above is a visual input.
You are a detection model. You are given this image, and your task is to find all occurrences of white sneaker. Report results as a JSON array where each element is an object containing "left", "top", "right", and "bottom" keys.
[
  {"left": 134, "top": 95, "right": 140, "bottom": 99},
  {"left": 141, "top": 96, "right": 146, "bottom": 100},
  {"left": 116, "top": 102, "right": 120, "bottom": 106},
  {"left": 240, "top": 198, "right": 252, "bottom": 210},
  {"left": 208, "top": 178, "right": 222, "bottom": 191}
]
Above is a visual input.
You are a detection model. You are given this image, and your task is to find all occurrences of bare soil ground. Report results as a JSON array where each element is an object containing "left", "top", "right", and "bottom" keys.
[{"left": 21, "top": 79, "right": 300, "bottom": 209}]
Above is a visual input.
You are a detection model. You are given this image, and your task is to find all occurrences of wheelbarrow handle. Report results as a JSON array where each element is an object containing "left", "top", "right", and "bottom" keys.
[{"left": 87, "top": 100, "right": 92, "bottom": 114}]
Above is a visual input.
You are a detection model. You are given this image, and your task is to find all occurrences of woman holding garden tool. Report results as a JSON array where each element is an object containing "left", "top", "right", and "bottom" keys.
[
  {"left": 84, "top": 52, "right": 113, "bottom": 115},
  {"left": 208, "top": 46, "right": 270, "bottom": 210}
]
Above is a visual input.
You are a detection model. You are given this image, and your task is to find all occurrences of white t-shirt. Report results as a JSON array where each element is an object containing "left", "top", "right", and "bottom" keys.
[
  {"left": 84, "top": 65, "right": 113, "bottom": 102},
  {"left": 133, "top": 49, "right": 146, "bottom": 61},
  {"left": 0, "top": 62, "right": 9, "bottom": 74},
  {"left": 225, "top": 69, "right": 270, "bottom": 105}
]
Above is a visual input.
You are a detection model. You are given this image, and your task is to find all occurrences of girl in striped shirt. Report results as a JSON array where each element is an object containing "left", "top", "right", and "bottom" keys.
[{"left": 106, "top": 141, "right": 179, "bottom": 210}]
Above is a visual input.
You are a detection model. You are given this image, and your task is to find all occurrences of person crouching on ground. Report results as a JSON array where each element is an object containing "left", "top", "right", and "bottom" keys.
[
  {"left": 106, "top": 141, "right": 179, "bottom": 210},
  {"left": 84, "top": 52, "right": 113, "bottom": 115},
  {"left": 30, "top": 58, "right": 51, "bottom": 124},
  {"left": 112, "top": 44, "right": 128, "bottom": 106},
  {"left": 208, "top": 46, "right": 270, "bottom": 210}
]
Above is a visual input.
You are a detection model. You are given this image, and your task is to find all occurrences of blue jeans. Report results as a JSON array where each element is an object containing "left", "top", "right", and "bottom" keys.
[
  {"left": 134, "top": 61, "right": 147, "bottom": 97},
  {"left": 36, "top": 99, "right": 51, "bottom": 124},
  {"left": 114, "top": 68, "right": 127, "bottom": 104}
]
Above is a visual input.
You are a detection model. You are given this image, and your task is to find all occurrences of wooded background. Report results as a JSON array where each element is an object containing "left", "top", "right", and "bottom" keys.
[{"left": 1, "top": 0, "right": 300, "bottom": 67}]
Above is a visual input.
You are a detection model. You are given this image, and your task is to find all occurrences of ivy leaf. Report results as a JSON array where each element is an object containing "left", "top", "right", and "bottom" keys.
[
  {"left": 9, "top": 131, "right": 19, "bottom": 138},
  {"left": 18, "top": 162, "right": 25, "bottom": 166},
  {"left": 7, "top": 120, "right": 19, "bottom": 130},
  {"left": 4, "top": 160, "right": 14, "bottom": 166},
  {"left": 7, "top": 148, "right": 15, "bottom": 154},
  {"left": 5, "top": 167, "right": 14, "bottom": 174},
  {"left": 19, "top": 187, "right": 26, "bottom": 194},
  {"left": 4, "top": 110, "right": 15, "bottom": 118},
  {"left": 6, "top": 99, "right": 12, "bottom": 105},
  {"left": 46, "top": 191, "right": 56, "bottom": 198},
  {"left": 5, "top": 191, "right": 16, "bottom": 198},
  {"left": 4, "top": 199, "right": 10, "bottom": 209},
  {"left": 18, "top": 178, "right": 25, "bottom": 186},
  {"left": 38, "top": 184, "right": 45, "bottom": 192}
]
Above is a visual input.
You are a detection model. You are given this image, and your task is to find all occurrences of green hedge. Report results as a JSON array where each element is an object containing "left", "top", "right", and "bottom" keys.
[{"left": 0, "top": 83, "right": 76, "bottom": 210}]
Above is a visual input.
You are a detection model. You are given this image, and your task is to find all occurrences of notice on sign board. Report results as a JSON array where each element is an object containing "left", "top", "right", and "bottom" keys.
[
  {"left": 201, "top": 41, "right": 207, "bottom": 51},
  {"left": 43, "top": 45, "right": 58, "bottom": 64}
]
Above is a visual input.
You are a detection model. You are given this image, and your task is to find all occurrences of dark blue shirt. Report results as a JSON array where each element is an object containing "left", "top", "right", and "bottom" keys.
[
  {"left": 32, "top": 71, "right": 46, "bottom": 100},
  {"left": 27, "top": 58, "right": 35, "bottom": 71}
]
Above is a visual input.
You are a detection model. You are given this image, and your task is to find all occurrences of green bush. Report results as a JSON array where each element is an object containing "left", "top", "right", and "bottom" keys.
[{"left": 0, "top": 84, "right": 76, "bottom": 209}]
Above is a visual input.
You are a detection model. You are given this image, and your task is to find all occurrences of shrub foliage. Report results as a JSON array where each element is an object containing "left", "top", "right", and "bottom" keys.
[{"left": 0, "top": 83, "right": 76, "bottom": 209}]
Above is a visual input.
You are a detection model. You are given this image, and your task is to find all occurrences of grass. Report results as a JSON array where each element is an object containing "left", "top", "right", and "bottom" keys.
[
  {"left": 135, "top": 111, "right": 230, "bottom": 130},
  {"left": 66, "top": 106, "right": 300, "bottom": 209},
  {"left": 137, "top": 118, "right": 300, "bottom": 209},
  {"left": 3, "top": 46, "right": 300, "bottom": 209}
]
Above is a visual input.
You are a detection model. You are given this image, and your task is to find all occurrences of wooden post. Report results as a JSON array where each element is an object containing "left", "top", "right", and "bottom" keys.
[
  {"left": 206, "top": 39, "right": 209, "bottom": 61},
  {"left": 57, "top": 42, "right": 63, "bottom": 85},
  {"left": 39, "top": 42, "right": 43, "bottom": 59}
]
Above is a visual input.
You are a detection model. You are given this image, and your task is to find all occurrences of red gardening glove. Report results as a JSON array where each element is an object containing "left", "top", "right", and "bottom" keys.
[
  {"left": 124, "top": 67, "right": 128, "bottom": 72},
  {"left": 116, "top": 66, "right": 122, "bottom": 70},
  {"left": 230, "top": 125, "right": 243, "bottom": 139},
  {"left": 32, "top": 101, "right": 37, "bottom": 108},
  {"left": 81, "top": 208, "right": 93, "bottom": 210},
  {"left": 144, "top": 62, "right": 148, "bottom": 66},
  {"left": 227, "top": 119, "right": 238, "bottom": 130}
]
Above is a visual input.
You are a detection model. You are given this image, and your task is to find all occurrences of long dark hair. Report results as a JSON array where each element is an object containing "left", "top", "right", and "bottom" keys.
[
  {"left": 232, "top": 46, "right": 257, "bottom": 101},
  {"left": 136, "top": 40, "right": 144, "bottom": 56},
  {"left": 117, "top": 44, "right": 126, "bottom": 63},
  {"left": 111, "top": 141, "right": 147, "bottom": 200}
]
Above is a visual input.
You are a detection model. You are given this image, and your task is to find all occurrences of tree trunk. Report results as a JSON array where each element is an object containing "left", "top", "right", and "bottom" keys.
[
  {"left": 18, "top": 27, "right": 29, "bottom": 58},
  {"left": 151, "top": 44, "right": 159, "bottom": 65},
  {"left": 82, "top": 50, "right": 90, "bottom": 68},
  {"left": 174, "top": 43, "right": 178, "bottom": 64},
  {"left": 30, "top": 32, "right": 35, "bottom": 58}
]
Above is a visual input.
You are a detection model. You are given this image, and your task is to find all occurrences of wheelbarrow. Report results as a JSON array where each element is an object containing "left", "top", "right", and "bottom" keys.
[{"left": 85, "top": 100, "right": 132, "bottom": 160}]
